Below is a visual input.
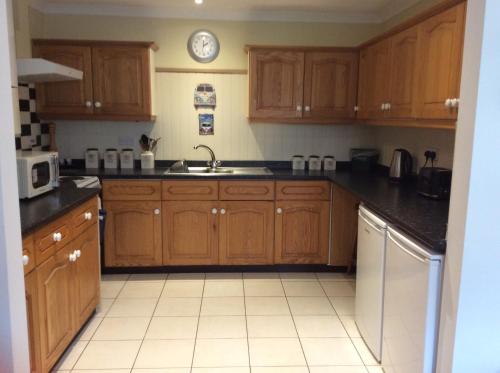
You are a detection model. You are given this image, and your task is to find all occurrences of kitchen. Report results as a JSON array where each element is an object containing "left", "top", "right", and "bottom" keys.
[{"left": 1, "top": 0, "right": 499, "bottom": 372}]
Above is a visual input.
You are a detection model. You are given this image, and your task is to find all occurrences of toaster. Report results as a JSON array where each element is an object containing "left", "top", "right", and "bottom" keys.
[{"left": 417, "top": 167, "right": 452, "bottom": 200}]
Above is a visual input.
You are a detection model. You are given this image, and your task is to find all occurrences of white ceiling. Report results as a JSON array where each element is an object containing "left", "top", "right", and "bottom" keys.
[{"left": 31, "top": 0, "right": 424, "bottom": 23}]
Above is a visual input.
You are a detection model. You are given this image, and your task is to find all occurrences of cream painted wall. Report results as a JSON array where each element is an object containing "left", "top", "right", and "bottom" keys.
[
  {"left": 12, "top": 0, "right": 44, "bottom": 58},
  {"left": 42, "top": 14, "right": 381, "bottom": 69},
  {"left": 382, "top": 0, "right": 444, "bottom": 30},
  {"left": 56, "top": 72, "right": 376, "bottom": 161}
]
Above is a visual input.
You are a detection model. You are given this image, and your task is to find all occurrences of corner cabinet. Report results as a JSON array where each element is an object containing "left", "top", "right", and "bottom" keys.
[
  {"left": 33, "top": 40, "right": 157, "bottom": 121},
  {"left": 248, "top": 47, "right": 359, "bottom": 123}
]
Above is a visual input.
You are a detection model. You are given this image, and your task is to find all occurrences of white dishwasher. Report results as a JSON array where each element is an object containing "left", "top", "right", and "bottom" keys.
[
  {"left": 355, "top": 205, "right": 388, "bottom": 362},
  {"left": 382, "top": 227, "right": 443, "bottom": 373}
]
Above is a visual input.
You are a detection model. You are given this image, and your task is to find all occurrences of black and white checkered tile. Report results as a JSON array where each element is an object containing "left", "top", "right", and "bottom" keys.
[{"left": 16, "top": 84, "right": 50, "bottom": 151}]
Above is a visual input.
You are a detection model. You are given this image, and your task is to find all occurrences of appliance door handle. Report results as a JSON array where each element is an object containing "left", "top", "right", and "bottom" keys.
[
  {"left": 388, "top": 231, "right": 430, "bottom": 264},
  {"left": 50, "top": 153, "right": 60, "bottom": 187},
  {"left": 358, "top": 211, "right": 385, "bottom": 233}
]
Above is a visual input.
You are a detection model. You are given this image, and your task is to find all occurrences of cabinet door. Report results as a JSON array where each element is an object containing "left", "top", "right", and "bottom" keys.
[
  {"left": 219, "top": 202, "right": 274, "bottom": 265},
  {"left": 357, "top": 40, "right": 391, "bottom": 119},
  {"left": 74, "top": 225, "right": 100, "bottom": 326},
  {"left": 415, "top": 3, "right": 466, "bottom": 119},
  {"left": 387, "top": 26, "right": 419, "bottom": 118},
  {"left": 303, "top": 51, "right": 358, "bottom": 119},
  {"left": 163, "top": 201, "right": 218, "bottom": 265},
  {"left": 25, "top": 270, "right": 42, "bottom": 373},
  {"left": 104, "top": 201, "right": 162, "bottom": 267},
  {"left": 275, "top": 201, "right": 330, "bottom": 264},
  {"left": 249, "top": 50, "right": 304, "bottom": 119},
  {"left": 37, "top": 246, "right": 75, "bottom": 372},
  {"left": 330, "top": 186, "right": 360, "bottom": 267},
  {"left": 92, "top": 46, "right": 152, "bottom": 116},
  {"left": 33, "top": 45, "right": 93, "bottom": 115}
]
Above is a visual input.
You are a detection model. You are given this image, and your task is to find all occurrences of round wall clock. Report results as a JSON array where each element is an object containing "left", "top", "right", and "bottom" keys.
[{"left": 187, "top": 30, "right": 220, "bottom": 63}]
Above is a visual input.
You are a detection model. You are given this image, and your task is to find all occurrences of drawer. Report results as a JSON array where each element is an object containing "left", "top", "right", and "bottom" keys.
[
  {"left": 34, "top": 214, "right": 72, "bottom": 265},
  {"left": 162, "top": 181, "right": 218, "bottom": 201},
  {"left": 103, "top": 180, "right": 161, "bottom": 201},
  {"left": 276, "top": 181, "right": 331, "bottom": 201},
  {"left": 22, "top": 235, "right": 36, "bottom": 275},
  {"left": 71, "top": 196, "right": 99, "bottom": 236},
  {"left": 219, "top": 181, "right": 275, "bottom": 201}
]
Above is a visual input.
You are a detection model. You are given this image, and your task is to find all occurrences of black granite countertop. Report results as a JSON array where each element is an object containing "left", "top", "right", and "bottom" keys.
[
  {"left": 20, "top": 179, "right": 101, "bottom": 236},
  {"left": 60, "top": 161, "right": 449, "bottom": 252}
]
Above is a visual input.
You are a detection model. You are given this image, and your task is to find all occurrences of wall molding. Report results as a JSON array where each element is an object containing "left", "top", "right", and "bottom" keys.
[{"left": 156, "top": 67, "right": 247, "bottom": 75}]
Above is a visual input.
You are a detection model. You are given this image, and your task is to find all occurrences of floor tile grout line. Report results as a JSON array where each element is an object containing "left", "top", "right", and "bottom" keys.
[
  {"left": 242, "top": 275, "right": 252, "bottom": 372},
  {"left": 189, "top": 272, "right": 206, "bottom": 373},
  {"left": 280, "top": 276, "right": 311, "bottom": 373},
  {"left": 129, "top": 273, "right": 168, "bottom": 371}
]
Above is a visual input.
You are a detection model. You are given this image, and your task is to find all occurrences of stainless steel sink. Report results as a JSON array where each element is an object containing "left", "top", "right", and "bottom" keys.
[{"left": 165, "top": 166, "right": 273, "bottom": 176}]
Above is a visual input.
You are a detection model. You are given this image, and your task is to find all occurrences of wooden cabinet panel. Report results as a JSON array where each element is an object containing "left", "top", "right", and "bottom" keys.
[
  {"left": 163, "top": 201, "right": 218, "bottom": 265},
  {"left": 249, "top": 50, "right": 304, "bottom": 119},
  {"left": 276, "top": 181, "right": 331, "bottom": 201},
  {"left": 275, "top": 201, "right": 330, "bottom": 264},
  {"left": 71, "top": 196, "right": 99, "bottom": 237},
  {"left": 33, "top": 45, "right": 93, "bottom": 115},
  {"left": 103, "top": 180, "right": 161, "bottom": 201},
  {"left": 34, "top": 215, "right": 72, "bottom": 265},
  {"left": 387, "top": 26, "right": 419, "bottom": 118},
  {"left": 356, "top": 48, "right": 371, "bottom": 120},
  {"left": 73, "top": 225, "right": 100, "bottom": 326},
  {"left": 92, "top": 46, "right": 152, "bottom": 116},
  {"left": 219, "top": 181, "right": 275, "bottom": 201},
  {"left": 219, "top": 202, "right": 274, "bottom": 265},
  {"left": 23, "top": 235, "right": 36, "bottom": 275},
  {"left": 25, "top": 270, "right": 42, "bottom": 373},
  {"left": 416, "top": 3, "right": 465, "bottom": 119},
  {"left": 104, "top": 201, "right": 162, "bottom": 267},
  {"left": 162, "top": 180, "right": 218, "bottom": 201},
  {"left": 37, "top": 246, "right": 75, "bottom": 372},
  {"left": 331, "top": 185, "right": 360, "bottom": 267},
  {"left": 304, "top": 51, "right": 358, "bottom": 119}
]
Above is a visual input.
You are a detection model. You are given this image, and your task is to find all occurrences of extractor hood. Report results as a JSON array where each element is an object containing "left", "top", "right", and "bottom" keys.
[{"left": 16, "top": 58, "right": 83, "bottom": 83}]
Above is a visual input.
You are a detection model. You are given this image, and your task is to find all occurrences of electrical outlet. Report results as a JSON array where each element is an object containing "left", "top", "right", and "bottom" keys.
[{"left": 425, "top": 148, "right": 439, "bottom": 162}]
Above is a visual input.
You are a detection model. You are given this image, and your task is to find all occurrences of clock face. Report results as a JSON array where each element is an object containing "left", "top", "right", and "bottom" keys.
[{"left": 188, "top": 30, "right": 220, "bottom": 63}]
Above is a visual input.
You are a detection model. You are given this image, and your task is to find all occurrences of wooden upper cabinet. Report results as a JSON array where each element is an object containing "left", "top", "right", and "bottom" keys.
[
  {"left": 104, "top": 201, "right": 162, "bottom": 267},
  {"left": 33, "top": 45, "right": 93, "bottom": 115},
  {"left": 303, "top": 51, "right": 358, "bottom": 119},
  {"left": 249, "top": 49, "right": 305, "bottom": 119},
  {"left": 387, "top": 26, "right": 419, "bottom": 119},
  {"left": 163, "top": 201, "right": 218, "bottom": 265},
  {"left": 274, "top": 200, "right": 330, "bottom": 264},
  {"left": 32, "top": 40, "right": 157, "bottom": 121},
  {"left": 415, "top": 2, "right": 466, "bottom": 119},
  {"left": 92, "top": 46, "right": 152, "bottom": 117},
  {"left": 219, "top": 201, "right": 275, "bottom": 265}
]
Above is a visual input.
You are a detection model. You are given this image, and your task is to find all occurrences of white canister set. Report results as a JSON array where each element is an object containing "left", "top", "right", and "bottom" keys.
[
  {"left": 85, "top": 148, "right": 136, "bottom": 170},
  {"left": 292, "top": 155, "right": 336, "bottom": 171}
]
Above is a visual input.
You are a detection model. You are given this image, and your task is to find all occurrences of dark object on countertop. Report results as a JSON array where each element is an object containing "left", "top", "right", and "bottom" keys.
[
  {"left": 350, "top": 149, "right": 379, "bottom": 172},
  {"left": 170, "top": 159, "right": 189, "bottom": 173},
  {"left": 417, "top": 167, "right": 452, "bottom": 200},
  {"left": 139, "top": 134, "right": 161, "bottom": 152},
  {"left": 389, "top": 148, "right": 413, "bottom": 182}
]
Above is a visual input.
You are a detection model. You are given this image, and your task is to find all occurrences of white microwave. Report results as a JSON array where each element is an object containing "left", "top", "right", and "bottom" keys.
[{"left": 17, "top": 151, "right": 59, "bottom": 199}]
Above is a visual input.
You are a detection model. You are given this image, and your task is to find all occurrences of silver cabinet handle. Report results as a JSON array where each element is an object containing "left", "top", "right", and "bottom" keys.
[
  {"left": 386, "top": 103, "right": 391, "bottom": 110},
  {"left": 154, "top": 208, "right": 161, "bottom": 215},
  {"left": 380, "top": 103, "right": 385, "bottom": 111},
  {"left": 451, "top": 98, "right": 460, "bottom": 108},
  {"left": 211, "top": 208, "right": 218, "bottom": 215},
  {"left": 84, "top": 212, "right": 93, "bottom": 220},
  {"left": 75, "top": 250, "right": 81, "bottom": 258},
  {"left": 94, "top": 101, "right": 102, "bottom": 108},
  {"left": 69, "top": 253, "right": 77, "bottom": 262},
  {"left": 85, "top": 101, "right": 92, "bottom": 108},
  {"left": 53, "top": 232, "right": 62, "bottom": 242},
  {"left": 22, "top": 255, "right": 29, "bottom": 266},
  {"left": 444, "top": 98, "right": 452, "bottom": 108},
  {"left": 354, "top": 106, "right": 359, "bottom": 112},
  {"left": 304, "top": 106, "right": 311, "bottom": 112},
  {"left": 276, "top": 208, "right": 283, "bottom": 214},
  {"left": 296, "top": 105, "right": 302, "bottom": 112},
  {"left": 220, "top": 208, "right": 226, "bottom": 215}
]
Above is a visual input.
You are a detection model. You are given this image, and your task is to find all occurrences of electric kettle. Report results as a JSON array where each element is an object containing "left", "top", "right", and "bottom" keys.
[{"left": 389, "top": 148, "right": 413, "bottom": 181}]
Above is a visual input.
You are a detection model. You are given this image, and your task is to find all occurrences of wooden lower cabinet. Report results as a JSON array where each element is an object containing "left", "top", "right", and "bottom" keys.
[
  {"left": 104, "top": 201, "right": 162, "bottom": 267},
  {"left": 25, "top": 270, "right": 42, "bottom": 373},
  {"left": 74, "top": 224, "right": 100, "bottom": 326},
  {"left": 330, "top": 185, "right": 360, "bottom": 267},
  {"left": 37, "top": 245, "right": 75, "bottom": 372},
  {"left": 274, "top": 201, "right": 330, "bottom": 264},
  {"left": 219, "top": 201, "right": 275, "bottom": 265},
  {"left": 163, "top": 201, "right": 218, "bottom": 265}
]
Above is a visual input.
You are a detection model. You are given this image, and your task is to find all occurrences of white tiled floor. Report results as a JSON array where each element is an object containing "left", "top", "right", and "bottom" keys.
[{"left": 53, "top": 272, "right": 382, "bottom": 373}]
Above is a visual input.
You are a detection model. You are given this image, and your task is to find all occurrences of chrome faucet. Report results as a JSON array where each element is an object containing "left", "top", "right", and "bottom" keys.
[{"left": 194, "top": 144, "right": 221, "bottom": 169}]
